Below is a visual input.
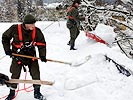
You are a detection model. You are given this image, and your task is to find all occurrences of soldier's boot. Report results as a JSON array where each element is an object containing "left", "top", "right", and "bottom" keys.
[
  {"left": 67, "top": 41, "right": 70, "bottom": 46},
  {"left": 34, "top": 87, "right": 46, "bottom": 100},
  {"left": 70, "top": 42, "right": 77, "bottom": 50},
  {"left": 5, "top": 89, "right": 15, "bottom": 100},
  {"left": 70, "top": 46, "right": 77, "bottom": 50}
]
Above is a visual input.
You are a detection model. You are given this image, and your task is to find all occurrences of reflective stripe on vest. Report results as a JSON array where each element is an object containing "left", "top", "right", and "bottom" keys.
[{"left": 67, "top": 16, "right": 74, "bottom": 19}]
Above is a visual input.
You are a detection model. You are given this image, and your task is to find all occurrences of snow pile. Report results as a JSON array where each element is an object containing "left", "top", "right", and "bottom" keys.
[
  {"left": 94, "top": 23, "right": 116, "bottom": 44},
  {"left": 0, "top": 21, "right": 133, "bottom": 100}
]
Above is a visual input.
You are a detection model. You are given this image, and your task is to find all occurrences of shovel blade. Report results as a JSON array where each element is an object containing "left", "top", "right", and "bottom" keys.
[{"left": 71, "top": 55, "right": 91, "bottom": 67}]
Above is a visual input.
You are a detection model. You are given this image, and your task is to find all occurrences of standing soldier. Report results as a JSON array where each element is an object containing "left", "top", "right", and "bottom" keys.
[
  {"left": 2, "top": 14, "right": 47, "bottom": 100},
  {"left": 66, "top": 0, "right": 86, "bottom": 50}
]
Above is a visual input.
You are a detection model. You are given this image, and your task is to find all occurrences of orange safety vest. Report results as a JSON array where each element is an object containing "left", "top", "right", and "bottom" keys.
[{"left": 12, "top": 24, "right": 46, "bottom": 49}]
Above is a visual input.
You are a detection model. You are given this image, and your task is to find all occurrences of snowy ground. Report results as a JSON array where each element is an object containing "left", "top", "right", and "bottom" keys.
[{"left": 1, "top": 21, "right": 133, "bottom": 100}]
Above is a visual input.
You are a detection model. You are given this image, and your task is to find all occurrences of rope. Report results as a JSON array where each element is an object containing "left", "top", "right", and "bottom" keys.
[
  {"left": 0, "top": 66, "right": 33, "bottom": 99},
  {"left": 0, "top": 20, "right": 57, "bottom": 99},
  {"left": 0, "top": 20, "right": 58, "bottom": 100},
  {"left": 23, "top": 66, "right": 33, "bottom": 92}
]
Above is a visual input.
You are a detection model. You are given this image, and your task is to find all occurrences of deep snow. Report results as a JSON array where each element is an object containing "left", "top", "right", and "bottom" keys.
[{"left": 0, "top": 21, "right": 133, "bottom": 100}]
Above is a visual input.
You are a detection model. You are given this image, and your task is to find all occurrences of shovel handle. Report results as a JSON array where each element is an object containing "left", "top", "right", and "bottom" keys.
[
  {"left": 12, "top": 53, "right": 71, "bottom": 65},
  {"left": 6, "top": 79, "right": 54, "bottom": 85}
]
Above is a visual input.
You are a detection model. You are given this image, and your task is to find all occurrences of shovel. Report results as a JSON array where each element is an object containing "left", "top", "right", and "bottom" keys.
[{"left": 12, "top": 53, "right": 91, "bottom": 67}]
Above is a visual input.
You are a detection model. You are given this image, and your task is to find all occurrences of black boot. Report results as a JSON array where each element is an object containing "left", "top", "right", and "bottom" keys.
[
  {"left": 5, "top": 89, "right": 15, "bottom": 100},
  {"left": 34, "top": 87, "right": 46, "bottom": 100},
  {"left": 70, "top": 46, "right": 77, "bottom": 50},
  {"left": 67, "top": 41, "right": 70, "bottom": 46}
]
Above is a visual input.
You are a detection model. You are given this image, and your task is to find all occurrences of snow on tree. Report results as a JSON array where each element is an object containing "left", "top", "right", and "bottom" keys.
[{"left": 0, "top": 0, "right": 17, "bottom": 22}]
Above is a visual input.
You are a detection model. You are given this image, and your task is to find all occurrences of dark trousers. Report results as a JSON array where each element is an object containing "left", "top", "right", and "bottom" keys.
[
  {"left": 69, "top": 25, "right": 80, "bottom": 47},
  {"left": 9, "top": 58, "right": 41, "bottom": 89}
]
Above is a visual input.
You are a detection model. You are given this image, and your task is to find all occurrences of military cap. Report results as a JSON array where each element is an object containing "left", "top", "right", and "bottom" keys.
[{"left": 23, "top": 14, "right": 36, "bottom": 24}]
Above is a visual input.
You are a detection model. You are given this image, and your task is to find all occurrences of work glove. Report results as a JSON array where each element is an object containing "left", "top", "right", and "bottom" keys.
[
  {"left": 5, "top": 50, "right": 12, "bottom": 57},
  {"left": 40, "top": 56, "right": 47, "bottom": 62},
  {"left": 0, "top": 73, "right": 9, "bottom": 85}
]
